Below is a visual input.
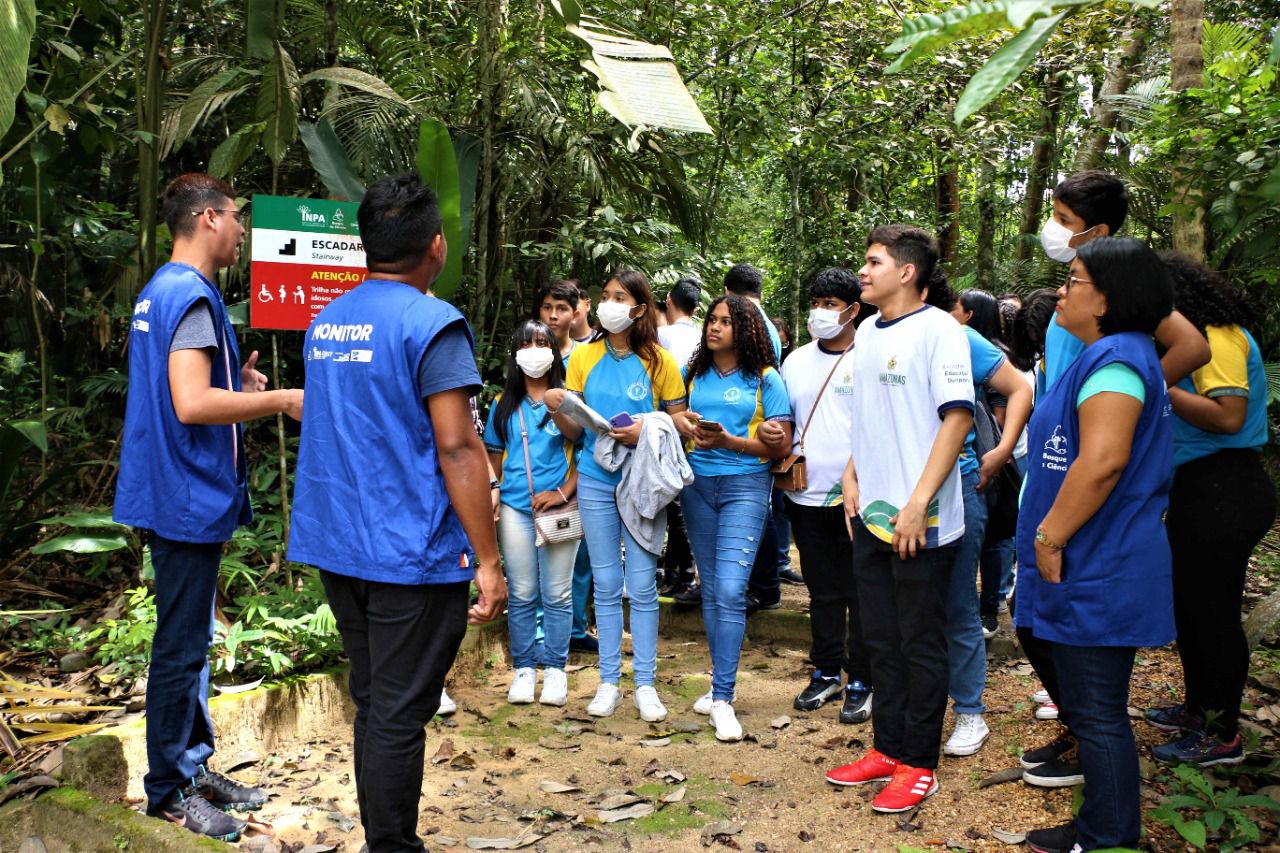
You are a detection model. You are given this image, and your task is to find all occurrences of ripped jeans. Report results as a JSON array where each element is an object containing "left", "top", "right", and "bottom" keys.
[{"left": 680, "top": 468, "right": 772, "bottom": 700}]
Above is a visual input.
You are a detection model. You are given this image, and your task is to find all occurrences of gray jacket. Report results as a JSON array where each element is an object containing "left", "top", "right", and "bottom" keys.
[{"left": 595, "top": 412, "right": 693, "bottom": 556}]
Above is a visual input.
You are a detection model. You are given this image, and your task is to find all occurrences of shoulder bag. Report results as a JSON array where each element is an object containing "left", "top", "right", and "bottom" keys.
[
  {"left": 771, "top": 346, "right": 851, "bottom": 492},
  {"left": 519, "top": 406, "right": 584, "bottom": 547}
]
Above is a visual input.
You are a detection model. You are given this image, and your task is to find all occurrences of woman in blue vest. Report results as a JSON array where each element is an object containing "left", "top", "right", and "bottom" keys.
[
  {"left": 1145, "top": 254, "right": 1275, "bottom": 767},
  {"left": 677, "top": 295, "right": 793, "bottom": 741},
  {"left": 1015, "top": 237, "right": 1174, "bottom": 853},
  {"left": 544, "top": 270, "right": 688, "bottom": 722},
  {"left": 483, "top": 320, "right": 580, "bottom": 708}
]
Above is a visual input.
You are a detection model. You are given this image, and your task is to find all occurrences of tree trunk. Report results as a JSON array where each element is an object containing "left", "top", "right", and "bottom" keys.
[
  {"left": 789, "top": 153, "right": 803, "bottom": 340},
  {"left": 934, "top": 134, "right": 961, "bottom": 265},
  {"left": 470, "top": 0, "right": 509, "bottom": 341},
  {"left": 1170, "top": 0, "right": 1206, "bottom": 261},
  {"left": 1073, "top": 26, "right": 1147, "bottom": 172},
  {"left": 1015, "top": 68, "right": 1066, "bottom": 262},
  {"left": 136, "top": 0, "right": 168, "bottom": 289},
  {"left": 976, "top": 159, "right": 997, "bottom": 290}
]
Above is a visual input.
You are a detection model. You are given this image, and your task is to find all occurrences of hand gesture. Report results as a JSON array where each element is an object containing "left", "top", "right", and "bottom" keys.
[
  {"left": 692, "top": 424, "right": 730, "bottom": 451},
  {"left": 469, "top": 559, "right": 508, "bottom": 624},
  {"left": 978, "top": 446, "right": 1011, "bottom": 492},
  {"left": 241, "top": 351, "right": 268, "bottom": 392},
  {"left": 890, "top": 500, "right": 928, "bottom": 559}
]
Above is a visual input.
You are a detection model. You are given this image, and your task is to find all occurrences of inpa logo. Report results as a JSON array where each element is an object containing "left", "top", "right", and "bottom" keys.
[
  {"left": 297, "top": 204, "right": 326, "bottom": 225},
  {"left": 723, "top": 387, "right": 743, "bottom": 404}
]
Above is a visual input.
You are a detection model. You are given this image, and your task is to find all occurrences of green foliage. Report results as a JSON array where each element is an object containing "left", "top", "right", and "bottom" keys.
[
  {"left": 416, "top": 119, "right": 464, "bottom": 298},
  {"left": 0, "top": 0, "right": 36, "bottom": 157},
  {"left": 1149, "top": 764, "right": 1280, "bottom": 851},
  {"left": 83, "top": 586, "right": 157, "bottom": 674},
  {"left": 954, "top": 11, "right": 1067, "bottom": 123},
  {"left": 299, "top": 119, "right": 366, "bottom": 201}
]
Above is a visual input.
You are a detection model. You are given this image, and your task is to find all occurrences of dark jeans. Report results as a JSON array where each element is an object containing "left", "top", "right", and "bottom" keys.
[
  {"left": 747, "top": 491, "right": 781, "bottom": 605},
  {"left": 786, "top": 501, "right": 870, "bottom": 683},
  {"left": 771, "top": 488, "right": 793, "bottom": 571},
  {"left": 144, "top": 534, "right": 221, "bottom": 812},
  {"left": 661, "top": 497, "right": 695, "bottom": 586},
  {"left": 1169, "top": 449, "right": 1276, "bottom": 739},
  {"left": 321, "top": 572, "right": 470, "bottom": 853},
  {"left": 852, "top": 522, "right": 955, "bottom": 768}
]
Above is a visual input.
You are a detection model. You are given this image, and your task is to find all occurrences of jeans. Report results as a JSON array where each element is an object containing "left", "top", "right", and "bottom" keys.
[
  {"left": 498, "top": 504, "right": 579, "bottom": 670},
  {"left": 947, "top": 469, "right": 988, "bottom": 715},
  {"left": 571, "top": 540, "right": 594, "bottom": 640},
  {"left": 785, "top": 500, "right": 870, "bottom": 683},
  {"left": 747, "top": 492, "right": 781, "bottom": 605},
  {"left": 661, "top": 497, "right": 695, "bottom": 586},
  {"left": 853, "top": 520, "right": 956, "bottom": 768},
  {"left": 1168, "top": 449, "right": 1276, "bottom": 738},
  {"left": 578, "top": 474, "right": 660, "bottom": 686},
  {"left": 321, "top": 573, "right": 469, "bottom": 853},
  {"left": 681, "top": 469, "right": 772, "bottom": 700},
  {"left": 771, "top": 488, "right": 793, "bottom": 570},
  {"left": 979, "top": 456, "right": 1023, "bottom": 614},
  {"left": 144, "top": 534, "right": 221, "bottom": 812},
  {"left": 1050, "top": 640, "right": 1141, "bottom": 851}
]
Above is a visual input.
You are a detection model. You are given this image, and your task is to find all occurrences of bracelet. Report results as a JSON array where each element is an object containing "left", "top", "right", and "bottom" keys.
[
  {"left": 489, "top": 478, "right": 500, "bottom": 490},
  {"left": 557, "top": 487, "right": 568, "bottom": 503},
  {"left": 1035, "top": 526, "right": 1066, "bottom": 551}
]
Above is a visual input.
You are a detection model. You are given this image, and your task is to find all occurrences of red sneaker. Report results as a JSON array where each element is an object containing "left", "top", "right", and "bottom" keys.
[
  {"left": 871, "top": 764, "right": 938, "bottom": 813},
  {"left": 825, "top": 749, "right": 899, "bottom": 786}
]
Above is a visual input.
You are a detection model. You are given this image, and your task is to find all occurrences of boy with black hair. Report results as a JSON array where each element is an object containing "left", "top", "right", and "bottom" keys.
[
  {"left": 723, "top": 262, "right": 782, "bottom": 362},
  {"left": 825, "top": 225, "right": 973, "bottom": 814},
  {"left": 114, "top": 173, "right": 304, "bottom": 842},
  {"left": 538, "top": 279, "right": 581, "bottom": 360},
  {"left": 289, "top": 173, "right": 507, "bottom": 852},
  {"left": 659, "top": 276, "right": 702, "bottom": 367},
  {"left": 569, "top": 281, "right": 596, "bottom": 343}
]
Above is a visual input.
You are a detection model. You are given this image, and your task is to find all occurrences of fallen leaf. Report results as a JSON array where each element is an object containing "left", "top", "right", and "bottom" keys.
[
  {"left": 597, "top": 793, "right": 645, "bottom": 811},
  {"left": 537, "top": 736, "right": 581, "bottom": 751},
  {"left": 661, "top": 770, "right": 686, "bottom": 783},
  {"left": 639, "top": 737, "right": 671, "bottom": 748},
  {"left": 643, "top": 759, "right": 663, "bottom": 776},
  {"left": 450, "top": 753, "right": 477, "bottom": 769},
  {"left": 464, "top": 829, "right": 543, "bottom": 849},
  {"left": 702, "top": 821, "right": 743, "bottom": 839},
  {"left": 298, "top": 846, "right": 337, "bottom": 853},
  {"left": 797, "top": 830, "right": 814, "bottom": 842},
  {"left": 729, "top": 772, "right": 762, "bottom": 786},
  {"left": 597, "top": 802, "right": 654, "bottom": 823},
  {"left": 990, "top": 828, "right": 1026, "bottom": 844},
  {"left": 326, "top": 812, "right": 355, "bottom": 833},
  {"left": 769, "top": 716, "right": 791, "bottom": 730},
  {"left": 223, "top": 750, "right": 262, "bottom": 772},
  {"left": 978, "top": 767, "right": 1025, "bottom": 788},
  {"left": 554, "top": 721, "right": 591, "bottom": 736},
  {"left": 539, "top": 779, "right": 581, "bottom": 794},
  {"left": 662, "top": 785, "right": 687, "bottom": 803},
  {"left": 820, "top": 735, "right": 846, "bottom": 750},
  {"left": 432, "top": 740, "right": 456, "bottom": 765}
]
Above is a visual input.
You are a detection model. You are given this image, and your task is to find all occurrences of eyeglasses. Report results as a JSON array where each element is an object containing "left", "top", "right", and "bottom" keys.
[
  {"left": 195, "top": 206, "right": 251, "bottom": 223},
  {"left": 1065, "top": 274, "right": 1094, "bottom": 290}
]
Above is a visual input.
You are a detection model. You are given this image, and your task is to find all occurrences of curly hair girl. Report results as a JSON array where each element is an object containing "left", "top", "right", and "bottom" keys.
[
  {"left": 684, "top": 295, "right": 778, "bottom": 388},
  {"left": 1159, "top": 251, "right": 1255, "bottom": 333}
]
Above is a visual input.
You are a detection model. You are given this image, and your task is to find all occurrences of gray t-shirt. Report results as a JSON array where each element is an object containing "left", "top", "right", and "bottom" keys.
[{"left": 170, "top": 302, "right": 218, "bottom": 352}]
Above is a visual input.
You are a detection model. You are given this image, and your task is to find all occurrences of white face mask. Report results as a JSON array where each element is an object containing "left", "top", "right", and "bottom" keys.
[
  {"left": 1041, "top": 219, "right": 1094, "bottom": 263},
  {"left": 597, "top": 301, "right": 637, "bottom": 334},
  {"left": 515, "top": 346, "right": 555, "bottom": 378},
  {"left": 807, "top": 307, "right": 852, "bottom": 340}
]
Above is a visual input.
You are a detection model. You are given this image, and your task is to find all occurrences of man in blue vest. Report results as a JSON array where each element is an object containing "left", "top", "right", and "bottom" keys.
[
  {"left": 114, "top": 173, "right": 304, "bottom": 842},
  {"left": 288, "top": 173, "right": 506, "bottom": 853}
]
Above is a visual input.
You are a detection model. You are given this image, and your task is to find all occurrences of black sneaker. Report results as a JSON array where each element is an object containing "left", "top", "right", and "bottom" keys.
[
  {"left": 1026, "top": 821, "right": 1076, "bottom": 853},
  {"left": 981, "top": 613, "right": 998, "bottom": 639},
  {"left": 839, "top": 681, "right": 872, "bottom": 724},
  {"left": 1022, "top": 750, "right": 1084, "bottom": 788},
  {"left": 569, "top": 634, "right": 599, "bottom": 654},
  {"left": 1020, "top": 733, "right": 1076, "bottom": 769},
  {"left": 794, "top": 673, "right": 843, "bottom": 711},
  {"left": 155, "top": 786, "right": 247, "bottom": 841},
  {"left": 672, "top": 581, "right": 702, "bottom": 606},
  {"left": 195, "top": 764, "right": 268, "bottom": 811},
  {"left": 745, "top": 592, "right": 781, "bottom": 614},
  {"left": 779, "top": 568, "right": 805, "bottom": 585}
]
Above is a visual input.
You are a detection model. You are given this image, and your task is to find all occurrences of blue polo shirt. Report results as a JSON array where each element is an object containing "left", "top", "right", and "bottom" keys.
[
  {"left": 484, "top": 396, "right": 575, "bottom": 514},
  {"left": 685, "top": 365, "right": 791, "bottom": 476}
]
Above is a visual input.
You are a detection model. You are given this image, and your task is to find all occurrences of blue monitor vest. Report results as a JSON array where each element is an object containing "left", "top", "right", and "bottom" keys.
[
  {"left": 113, "top": 262, "right": 251, "bottom": 543},
  {"left": 1015, "top": 331, "right": 1174, "bottom": 648},
  {"left": 287, "top": 280, "right": 474, "bottom": 585}
]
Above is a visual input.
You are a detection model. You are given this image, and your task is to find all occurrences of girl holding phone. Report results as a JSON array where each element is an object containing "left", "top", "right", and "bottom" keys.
[
  {"left": 677, "top": 295, "right": 793, "bottom": 740},
  {"left": 483, "top": 320, "right": 579, "bottom": 707},
  {"left": 545, "top": 270, "right": 687, "bottom": 722}
]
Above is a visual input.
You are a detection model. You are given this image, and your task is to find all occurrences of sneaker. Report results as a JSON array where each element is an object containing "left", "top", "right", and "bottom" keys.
[
  {"left": 794, "top": 673, "right": 842, "bottom": 711},
  {"left": 693, "top": 685, "right": 736, "bottom": 715},
  {"left": 438, "top": 688, "right": 457, "bottom": 716},
  {"left": 1020, "top": 734, "right": 1076, "bottom": 769},
  {"left": 634, "top": 685, "right": 668, "bottom": 722},
  {"left": 1035, "top": 701, "right": 1060, "bottom": 721},
  {"left": 1153, "top": 731, "right": 1245, "bottom": 767},
  {"left": 1023, "top": 748, "right": 1084, "bottom": 788},
  {"left": 508, "top": 667, "right": 537, "bottom": 704},
  {"left": 587, "top": 682, "right": 623, "bottom": 717},
  {"left": 871, "top": 764, "right": 938, "bottom": 813},
  {"left": 155, "top": 786, "right": 246, "bottom": 841},
  {"left": 672, "top": 581, "right": 702, "bottom": 605},
  {"left": 825, "top": 748, "right": 899, "bottom": 786},
  {"left": 709, "top": 700, "right": 744, "bottom": 742},
  {"left": 839, "top": 681, "right": 873, "bottom": 725},
  {"left": 745, "top": 592, "right": 781, "bottom": 613},
  {"left": 569, "top": 635, "right": 600, "bottom": 654},
  {"left": 194, "top": 765, "right": 267, "bottom": 811},
  {"left": 779, "top": 568, "right": 805, "bottom": 585},
  {"left": 540, "top": 668, "right": 568, "bottom": 706},
  {"left": 1146, "top": 703, "right": 1202, "bottom": 734},
  {"left": 1026, "top": 821, "right": 1076, "bottom": 853},
  {"left": 943, "top": 713, "right": 990, "bottom": 757},
  {"left": 981, "top": 613, "right": 998, "bottom": 639},
  {"left": 1032, "top": 688, "right": 1052, "bottom": 705}
]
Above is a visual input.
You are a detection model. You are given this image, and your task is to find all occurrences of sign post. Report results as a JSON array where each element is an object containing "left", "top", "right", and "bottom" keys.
[{"left": 249, "top": 195, "right": 367, "bottom": 330}]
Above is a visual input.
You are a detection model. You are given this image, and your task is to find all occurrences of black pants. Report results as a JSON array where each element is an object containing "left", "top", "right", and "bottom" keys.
[
  {"left": 321, "top": 572, "right": 470, "bottom": 853},
  {"left": 747, "top": 491, "right": 781, "bottom": 605},
  {"left": 852, "top": 522, "right": 955, "bottom": 768},
  {"left": 1168, "top": 449, "right": 1276, "bottom": 739},
  {"left": 661, "top": 497, "right": 694, "bottom": 584},
  {"left": 787, "top": 501, "right": 870, "bottom": 683}
]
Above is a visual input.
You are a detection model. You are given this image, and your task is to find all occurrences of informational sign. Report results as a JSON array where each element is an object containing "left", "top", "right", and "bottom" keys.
[{"left": 249, "top": 195, "right": 367, "bottom": 330}]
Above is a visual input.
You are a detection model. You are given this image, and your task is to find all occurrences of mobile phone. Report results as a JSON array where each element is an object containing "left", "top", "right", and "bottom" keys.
[
  {"left": 698, "top": 420, "right": 724, "bottom": 433},
  {"left": 609, "top": 412, "right": 635, "bottom": 429}
]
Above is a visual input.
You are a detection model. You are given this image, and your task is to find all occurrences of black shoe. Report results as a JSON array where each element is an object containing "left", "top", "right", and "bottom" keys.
[
  {"left": 793, "top": 673, "right": 843, "bottom": 711},
  {"left": 1022, "top": 749, "right": 1084, "bottom": 788},
  {"left": 981, "top": 613, "right": 998, "bottom": 638},
  {"left": 1019, "top": 733, "right": 1076, "bottom": 769},
  {"left": 779, "top": 568, "right": 805, "bottom": 585},
  {"left": 839, "top": 681, "right": 872, "bottom": 724},
  {"left": 1026, "top": 821, "right": 1076, "bottom": 853},
  {"left": 154, "top": 786, "right": 247, "bottom": 841},
  {"left": 195, "top": 765, "right": 268, "bottom": 811},
  {"left": 672, "top": 581, "right": 702, "bottom": 605},
  {"left": 745, "top": 592, "right": 781, "bottom": 614},
  {"left": 569, "top": 634, "right": 599, "bottom": 654}
]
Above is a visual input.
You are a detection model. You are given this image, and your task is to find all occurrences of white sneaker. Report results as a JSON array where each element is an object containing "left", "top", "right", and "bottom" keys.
[
  {"left": 709, "top": 700, "right": 743, "bottom": 742},
  {"left": 1032, "top": 688, "right": 1051, "bottom": 705},
  {"left": 693, "top": 686, "right": 737, "bottom": 715},
  {"left": 438, "top": 688, "right": 457, "bottom": 716},
  {"left": 1035, "top": 701, "right": 1060, "bottom": 720},
  {"left": 943, "top": 713, "right": 990, "bottom": 757},
  {"left": 540, "top": 668, "right": 568, "bottom": 706},
  {"left": 508, "top": 667, "right": 537, "bottom": 704},
  {"left": 587, "top": 683, "right": 623, "bottom": 717},
  {"left": 634, "top": 685, "right": 668, "bottom": 722}
]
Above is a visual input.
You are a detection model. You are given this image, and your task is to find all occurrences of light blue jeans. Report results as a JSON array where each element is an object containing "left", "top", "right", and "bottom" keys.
[
  {"left": 681, "top": 468, "right": 772, "bottom": 700},
  {"left": 946, "top": 468, "right": 988, "bottom": 715},
  {"left": 498, "top": 504, "right": 579, "bottom": 670},
  {"left": 578, "top": 474, "right": 660, "bottom": 686}
]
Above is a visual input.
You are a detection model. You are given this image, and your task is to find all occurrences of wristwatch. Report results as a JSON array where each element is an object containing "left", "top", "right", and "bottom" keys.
[{"left": 1035, "top": 526, "right": 1066, "bottom": 551}]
